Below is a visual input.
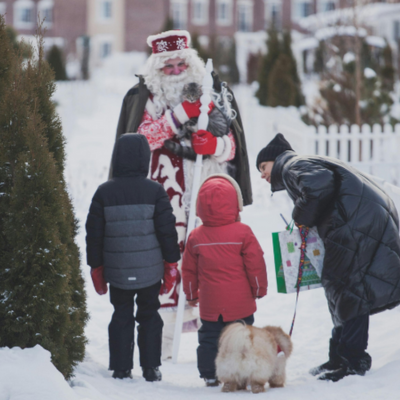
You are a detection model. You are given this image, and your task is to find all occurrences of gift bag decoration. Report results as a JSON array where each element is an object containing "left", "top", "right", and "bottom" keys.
[{"left": 272, "top": 226, "right": 325, "bottom": 294}]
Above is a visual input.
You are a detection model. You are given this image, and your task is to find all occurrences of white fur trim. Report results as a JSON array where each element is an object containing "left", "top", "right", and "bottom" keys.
[
  {"left": 213, "top": 136, "right": 232, "bottom": 163},
  {"left": 173, "top": 103, "right": 190, "bottom": 124},
  {"left": 197, "top": 173, "right": 244, "bottom": 212},
  {"left": 214, "top": 137, "right": 225, "bottom": 157},
  {"left": 147, "top": 30, "right": 191, "bottom": 48},
  {"left": 182, "top": 158, "right": 228, "bottom": 213},
  {"left": 145, "top": 99, "right": 157, "bottom": 120},
  {"left": 165, "top": 110, "right": 179, "bottom": 134}
]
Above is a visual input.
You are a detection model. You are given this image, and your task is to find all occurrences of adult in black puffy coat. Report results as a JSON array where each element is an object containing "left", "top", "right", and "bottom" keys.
[
  {"left": 257, "top": 133, "right": 400, "bottom": 382},
  {"left": 86, "top": 133, "right": 180, "bottom": 382}
]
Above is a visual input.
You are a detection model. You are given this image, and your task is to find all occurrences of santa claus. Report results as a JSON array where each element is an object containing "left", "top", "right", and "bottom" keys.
[{"left": 111, "top": 29, "right": 252, "bottom": 358}]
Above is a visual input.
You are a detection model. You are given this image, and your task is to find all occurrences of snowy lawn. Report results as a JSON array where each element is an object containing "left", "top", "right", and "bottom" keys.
[{"left": 1, "top": 53, "right": 399, "bottom": 400}]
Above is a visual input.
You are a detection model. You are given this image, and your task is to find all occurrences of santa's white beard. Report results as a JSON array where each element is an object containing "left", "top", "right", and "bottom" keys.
[{"left": 146, "top": 69, "right": 204, "bottom": 118}]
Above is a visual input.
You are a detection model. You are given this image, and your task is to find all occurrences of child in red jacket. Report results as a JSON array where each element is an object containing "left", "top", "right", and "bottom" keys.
[{"left": 182, "top": 174, "right": 267, "bottom": 387}]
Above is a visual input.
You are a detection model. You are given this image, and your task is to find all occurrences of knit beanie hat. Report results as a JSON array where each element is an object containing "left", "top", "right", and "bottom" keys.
[{"left": 256, "top": 133, "right": 293, "bottom": 171}]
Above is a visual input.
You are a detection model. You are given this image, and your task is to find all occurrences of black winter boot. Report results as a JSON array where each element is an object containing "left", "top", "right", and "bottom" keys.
[
  {"left": 112, "top": 369, "right": 132, "bottom": 379},
  {"left": 142, "top": 367, "right": 162, "bottom": 382},
  {"left": 204, "top": 377, "right": 220, "bottom": 387},
  {"left": 309, "top": 339, "right": 342, "bottom": 376},
  {"left": 318, "top": 345, "right": 372, "bottom": 382}
]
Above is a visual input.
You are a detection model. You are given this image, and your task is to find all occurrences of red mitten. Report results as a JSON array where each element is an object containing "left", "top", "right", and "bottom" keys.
[
  {"left": 192, "top": 129, "right": 218, "bottom": 155},
  {"left": 160, "top": 261, "right": 179, "bottom": 295},
  {"left": 91, "top": 266, "right": 108, "bottom": 295},
  {"left": 173, "top": 100, "right": 214, "bottom": 125}
]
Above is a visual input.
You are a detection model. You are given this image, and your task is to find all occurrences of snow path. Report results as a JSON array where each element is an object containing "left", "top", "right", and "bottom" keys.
[{"left": 51, "top": 57, "right": 400, "bottom": 400}]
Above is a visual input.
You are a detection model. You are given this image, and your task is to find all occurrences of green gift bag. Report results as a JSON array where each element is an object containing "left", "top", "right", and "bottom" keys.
[
  {"left": 272, "top": 231, "right": 288, "bottom": 293},
  {"left": 272, "top": 227, "right": 324, "bottom": 294}
]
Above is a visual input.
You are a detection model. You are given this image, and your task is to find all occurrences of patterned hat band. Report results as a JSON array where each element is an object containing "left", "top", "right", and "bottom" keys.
[{"left": 151, "top": 35, "right": 189, "bottom": 54}]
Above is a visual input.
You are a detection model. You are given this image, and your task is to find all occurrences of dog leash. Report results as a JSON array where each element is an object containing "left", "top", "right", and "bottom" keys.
[{"left": 288, "top": 224, "right": 310, "bottom": 337}]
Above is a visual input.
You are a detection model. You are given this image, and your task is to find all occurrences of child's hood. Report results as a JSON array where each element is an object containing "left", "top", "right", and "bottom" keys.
[
  {"left": 111, "top": 133, "right": 150, "bottom": 178},
  {"left": 196, "top": 174, "right": 243, "bottom": 227}
]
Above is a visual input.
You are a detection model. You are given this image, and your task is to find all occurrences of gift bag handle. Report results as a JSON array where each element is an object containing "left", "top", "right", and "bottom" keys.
[{"left": 288, "top": 225, "right": 310, "bottom": 336}]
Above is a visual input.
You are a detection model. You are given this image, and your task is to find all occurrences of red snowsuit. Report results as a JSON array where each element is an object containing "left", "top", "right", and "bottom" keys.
[{"left": 182, "top": 176, "right": 267, "bottom": 322}]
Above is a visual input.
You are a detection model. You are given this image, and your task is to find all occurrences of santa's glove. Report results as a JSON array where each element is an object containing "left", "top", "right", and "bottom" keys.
[
  {"left": 160, "top": 261, "right": 179, "bottom": 295},
  {"left": 173, "top": 100, "right": 214, "bottom": 125},
  {"left": 192, "top": 129, "right": 222, "bottom": 155},
  {"left": 91, "top": 266, "right": 108, "bottom": 295}
]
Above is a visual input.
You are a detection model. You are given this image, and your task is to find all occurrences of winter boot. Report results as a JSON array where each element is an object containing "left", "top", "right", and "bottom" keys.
[
  {"left": 318, "top": 345, "right": 372, "bottom": 382},
  {"left": 309, "top": 339, "right": 342, "bottom": 376},
  {"left": 142, "top": 367, "right": 162, "bottom": 382},
  {"left": 112, "top": 369, "right": 132, "bottom": 379},
  {"left": 204, "top": 378, "right": 220, "bottom": 387}
]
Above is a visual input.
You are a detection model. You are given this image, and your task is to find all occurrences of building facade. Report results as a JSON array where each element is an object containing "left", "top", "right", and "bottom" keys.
[
  {"left": 87, "top": 0, "right": 125, "bottom": 66},
  {"left": 1, "top": 0, "right": 87, "bottom": 58},
  {"left": 3, "top": 0, "right": 400, "bottom": 76}
]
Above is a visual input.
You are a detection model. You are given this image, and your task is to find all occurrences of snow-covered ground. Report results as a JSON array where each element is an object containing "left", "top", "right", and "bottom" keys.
[{"left": 1, "top": 52, "right": 400, "bottom": 400}]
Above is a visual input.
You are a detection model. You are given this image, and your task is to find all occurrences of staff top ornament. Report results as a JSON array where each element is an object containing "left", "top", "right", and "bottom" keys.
[{"left": 147, "top": 30, "right": 191, "bottom": 55}]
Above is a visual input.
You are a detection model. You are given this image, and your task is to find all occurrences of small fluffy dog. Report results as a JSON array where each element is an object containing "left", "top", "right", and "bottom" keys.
[{"left": 215, "top": 322, "right": 293, "bottom": 393}]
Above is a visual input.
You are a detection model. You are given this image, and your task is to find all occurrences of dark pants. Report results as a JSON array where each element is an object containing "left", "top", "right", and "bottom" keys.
[
  {"left": 331, "top": 314, "right": 370, "bottom": 361},
  {"left": 108, "top": 281, "right": 163, "bottom": 371},
  {"left": 197, "top": 314, "right": 254, "bottom": 379}
]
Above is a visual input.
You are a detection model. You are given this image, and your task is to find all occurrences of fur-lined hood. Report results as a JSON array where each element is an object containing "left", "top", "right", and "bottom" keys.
[{"left": 196, "top": 174, "right": 243, "bottom": 227}]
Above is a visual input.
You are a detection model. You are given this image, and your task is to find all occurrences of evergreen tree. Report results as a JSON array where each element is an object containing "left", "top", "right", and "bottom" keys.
[
  {"left": 162, "top": 16, "right": 174, "bottom": 32},
  {"left": 267, "top": 54, "right": 296, "bottom": 107},
  {"left": 214, "top": 38, "right": 240, "bottom": 84},
  {"left": 80, "top": 35, "right": 90, "bottom": 80},
  {"left": 256, "top": 27, "right": 281, "bottom": 105},
  {"left": 314, "top": 40, "right": 326, "bottom": 74},
  {"left": 307, "top": 37, "right": 395, "bottom": 126},
  {"left": 0, "top": 16, "right": 88, "bottom": 379},
  {"left": 226, "top": 39, "right": 240, "bottom": 84},
  {"left": 46, "top": 45, "right": 67, "bottom": 81},
  {"left": 5, "top": 25, "right": 32, "bottom": 58},
  {"left": 247, "top": 52, "right": 262, "bottom": 84},
  {"left": 381, "top": 41, "right": 395, "bottom": 92},
  {"left": 191, "top": 32, "right": 211, "bottom": 63},
  {"left": 281, "top": 31, "right": 304, "bottom": 107}
]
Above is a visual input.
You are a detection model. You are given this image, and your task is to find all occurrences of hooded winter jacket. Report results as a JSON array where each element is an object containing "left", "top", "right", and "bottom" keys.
[
  {"left": 271, "top": 151, "right": 400, "bottom": 326},
  {"left": 112, "top": 73, "right": 253, "bottom": 206},
  {"left": 182, "top": 175, "right": 267, "bottom": 321},
  {"left": 85, "top": 133, "right": 180, "bottom": 290}
]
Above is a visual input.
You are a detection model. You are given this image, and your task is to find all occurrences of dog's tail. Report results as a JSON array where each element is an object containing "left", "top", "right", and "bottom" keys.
[
  {"left": 264, "top": 326, "right": 293, "bottom": 358},
  {"left": 218, "top": 322, "right": 251, "bottom": 352}
]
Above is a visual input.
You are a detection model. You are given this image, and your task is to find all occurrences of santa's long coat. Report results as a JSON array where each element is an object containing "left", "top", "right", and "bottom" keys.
[{"left": 111, "top": 73, "right": 253, "bottom": 206}]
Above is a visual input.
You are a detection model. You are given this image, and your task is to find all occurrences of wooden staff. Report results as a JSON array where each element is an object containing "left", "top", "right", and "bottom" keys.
[{"left": 172, "top": 58, "right": 214, "bottom": 363}]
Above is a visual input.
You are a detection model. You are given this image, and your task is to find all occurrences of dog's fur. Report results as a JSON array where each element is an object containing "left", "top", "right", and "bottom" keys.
[{"left": 215, "top": 323, "right": 293, "bottom": 393}]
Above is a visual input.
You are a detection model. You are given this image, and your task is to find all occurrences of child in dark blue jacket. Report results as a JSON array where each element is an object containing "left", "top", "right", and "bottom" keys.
[{"left": 86, "top": 133, "right": 180, "bottom": 381}]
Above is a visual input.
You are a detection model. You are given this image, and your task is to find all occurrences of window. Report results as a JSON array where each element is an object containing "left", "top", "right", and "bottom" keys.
[
  {"left": 216, "top": 0, "right": 232, "bottom": 26},
  {"left": 38, "top": 0, "right": 53, "bottom": 27},
  {"left": 13, "top": 0, "right": 35, "bottom": 29},
  {"left": 318, "top": 0, "right": 336, "bottom": 12},
  {"left": 394, "top": 21, "right": 400, "bottom": 41},
  {"left": 264, "top": 0, "right": 281, "bottom": 29},
  {"left": 100, "top": 42, "right": 112, "bottom": 58},
  {"left": 171, "top": 0, "right": 188, "bottom": 30},
  {"left": 293, "top": 0, "right": 313, "bottom": 19},
  {"left": 98, "top": 0, "right": 112, "bottom": 21},
  {"left": 192, "top": 0, "right": 208, "bottom": 25},
  {"left": 0, "top": 2, "right": 6, "bottom": 16},
  {"left": 237, "top": 1, "right": 253, "bottom": 32}
]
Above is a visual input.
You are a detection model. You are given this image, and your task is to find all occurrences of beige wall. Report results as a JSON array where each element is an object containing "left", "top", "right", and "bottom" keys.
[{"left": 87, "top": 0, "right": 125, "bottom": 64}]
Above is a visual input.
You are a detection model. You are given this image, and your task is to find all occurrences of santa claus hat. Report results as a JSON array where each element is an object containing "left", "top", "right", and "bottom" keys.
[{"left": 147, "top": 30, "right": 191, "bottom": 57}]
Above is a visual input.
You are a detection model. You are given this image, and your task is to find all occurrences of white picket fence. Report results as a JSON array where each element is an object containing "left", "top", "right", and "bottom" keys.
[{"left": 307, "top": 124, "right": 400, "bottom": 185}]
